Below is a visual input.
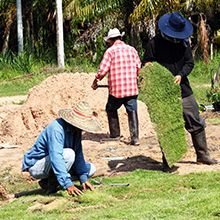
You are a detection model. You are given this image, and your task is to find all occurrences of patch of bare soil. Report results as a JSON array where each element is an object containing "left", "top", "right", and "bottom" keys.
[{"left": 0, "top": 72, "right": 220, "bottom": 181}]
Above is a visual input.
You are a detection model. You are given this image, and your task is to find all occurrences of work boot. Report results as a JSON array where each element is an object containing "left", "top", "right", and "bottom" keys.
[
  {"left": 106, "top": 111, "right": 120, "bottom": 140},
  {"left": 191, "top": 129, "right": 218, "bottom": 165},
  {"left": 38, "top": 169, "right": 60, "bottom": 194},
  {"left": 38, "top": 178, "right": 48, "bottom": 191},
  {"left": 127, "top": 111, "right": 139, "bottom": 145}
]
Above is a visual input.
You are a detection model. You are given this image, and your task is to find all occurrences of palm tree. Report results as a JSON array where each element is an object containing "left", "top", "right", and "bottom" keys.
[
  {"left": 16, "top": 0, "right": 24, "bottom": 53},
  {"left": 0, "top": 0, "right": 16, "bottom": 54},
  {"left": 63, "top": 0, "right": 122, "bottom": 20},
  {"left": 56, "top": 0, "right": 65, "bottom": 68}
]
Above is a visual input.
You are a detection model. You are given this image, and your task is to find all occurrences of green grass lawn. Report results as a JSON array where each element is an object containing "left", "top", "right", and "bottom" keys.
[
  {"left": 1, "top": 170, "right": 220, "bottom": 220},
  {"left": 0, "top": 73, "right": 50, "bottom": 97}
]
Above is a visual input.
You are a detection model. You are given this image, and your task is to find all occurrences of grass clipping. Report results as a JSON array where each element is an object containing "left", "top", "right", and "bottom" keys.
[{"left": 139, "top": 63, "right": 187, "bottom": 166}]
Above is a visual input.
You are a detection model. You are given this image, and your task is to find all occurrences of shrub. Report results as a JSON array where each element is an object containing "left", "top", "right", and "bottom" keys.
[{"left": 206, "top": 64, "right": 220, "bottom": 111}]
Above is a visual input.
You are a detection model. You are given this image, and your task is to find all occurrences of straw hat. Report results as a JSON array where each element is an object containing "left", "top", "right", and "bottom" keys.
[
  {"left": 104, "top": 28, "right": 125, "bottom": 42},
  {"left": 58, "top": 101, "right": 101, "bottom": 133}
]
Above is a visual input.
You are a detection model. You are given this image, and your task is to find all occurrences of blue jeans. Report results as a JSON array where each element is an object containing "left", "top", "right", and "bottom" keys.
[
  {"left": 105, "top": 95, "right": 138, "bottom": 113},
  {"left": 29, "top": 148, "right": 96, "bottom": 180}
]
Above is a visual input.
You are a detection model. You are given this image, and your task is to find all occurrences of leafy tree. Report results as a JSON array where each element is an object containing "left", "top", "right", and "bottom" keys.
[{"left": 0, "top": 0, "right": 219, "bottom": 64}]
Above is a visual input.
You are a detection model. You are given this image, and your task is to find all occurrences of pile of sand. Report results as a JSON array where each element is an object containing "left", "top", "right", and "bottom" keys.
[{"left": 0, "top": 72, "right": 155, "bottom": 146}]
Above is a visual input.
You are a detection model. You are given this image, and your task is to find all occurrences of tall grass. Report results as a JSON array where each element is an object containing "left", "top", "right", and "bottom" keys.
[{"left": 0, "top": 51, "right": 44, "bottom": 80}]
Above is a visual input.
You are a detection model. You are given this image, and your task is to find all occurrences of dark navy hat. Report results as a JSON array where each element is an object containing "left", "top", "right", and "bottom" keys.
[{"left": 158, "top": 12, "right": 193, "bottom": 39}]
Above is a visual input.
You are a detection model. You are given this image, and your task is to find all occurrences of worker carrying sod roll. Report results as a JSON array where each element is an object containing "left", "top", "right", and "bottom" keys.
[{"left": 140, "top": 12, "right": 218, "bottom": 170}]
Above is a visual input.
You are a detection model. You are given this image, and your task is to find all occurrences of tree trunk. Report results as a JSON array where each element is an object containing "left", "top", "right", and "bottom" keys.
[
  {"left": 1, "top": 7, "right": 16, "bottom": 54},
  {"left": 56, "top": 0, "right": 65, "bottom": 68},
  {"left": 25, "top": 0, "right": 35, "bottom": 52},
  {"left": 16, "top": 0, "right": 24, "bottom": 53}
]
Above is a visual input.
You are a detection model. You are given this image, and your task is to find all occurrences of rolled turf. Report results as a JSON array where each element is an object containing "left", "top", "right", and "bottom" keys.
[{"left": 139, "top": 63, "right": 187, "bottom": 167}]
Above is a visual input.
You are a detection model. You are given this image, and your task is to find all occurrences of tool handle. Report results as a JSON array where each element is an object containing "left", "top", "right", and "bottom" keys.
[{"left": 97, "top": 84, "right": 109, "bottom": 88}]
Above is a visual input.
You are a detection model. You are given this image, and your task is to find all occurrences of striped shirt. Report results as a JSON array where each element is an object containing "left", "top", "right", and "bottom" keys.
[{"left": 96, "top": 40, "right": 141, "bottom": 98}]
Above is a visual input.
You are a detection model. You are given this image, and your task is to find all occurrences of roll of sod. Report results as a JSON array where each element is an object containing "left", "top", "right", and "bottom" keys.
[{"left": 139, "top": 63, "right": 187, "bottom": 167}]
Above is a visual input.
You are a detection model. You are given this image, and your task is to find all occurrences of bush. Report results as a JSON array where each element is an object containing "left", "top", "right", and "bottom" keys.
[{"left": 139, "top": 63, "right": 187, "bottom": 166}]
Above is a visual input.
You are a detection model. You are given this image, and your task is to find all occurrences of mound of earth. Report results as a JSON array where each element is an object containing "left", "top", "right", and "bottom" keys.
[{"left": 0, "top": 72, "right": 155, "bottom": 146}]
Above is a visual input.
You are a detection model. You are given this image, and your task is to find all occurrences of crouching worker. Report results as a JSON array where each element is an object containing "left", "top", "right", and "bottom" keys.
[{"left": 22, "top": 101, "right": 101, "bottom": 196}]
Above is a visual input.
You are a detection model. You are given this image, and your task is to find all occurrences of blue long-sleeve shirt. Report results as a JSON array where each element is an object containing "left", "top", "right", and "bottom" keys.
[{"left": 22, "top": 118, "right": 88, "bottom": 189}]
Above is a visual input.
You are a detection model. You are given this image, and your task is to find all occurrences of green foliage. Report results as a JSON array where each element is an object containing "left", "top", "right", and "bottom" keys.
[
  {"left": 66, "top": 57, "right": 97, "bottom": 72},
  {"left": 191, "top": 53, "right": 220, "bottom": 82},
  {"left": 0, "top": 51, "right": 45, "bottom": 79},
  {"left": 207, "top": 90, "right": 220, "bottom": 103},
  {"left": 139, "top": 63, "right": 187, "bottom": 166},
  {"left": 64, "top": 0, "right": 122, "bottom": 22},
  {"left": 188, "top": 53, "right": 220, "bottom": 104},
  {"left": 9, "top": 53, "right": 36, "bottom": 73},
  {"left": 1, "top": 170, "right": 220, "bottom": 219},
  {"left": 206, "top": 63, "right": 220, "bottom": 105}
]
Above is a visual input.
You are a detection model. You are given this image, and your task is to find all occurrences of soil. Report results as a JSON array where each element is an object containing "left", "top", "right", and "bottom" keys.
[{"left": 0, "top": 72, "right": 220, "bottom": 186}]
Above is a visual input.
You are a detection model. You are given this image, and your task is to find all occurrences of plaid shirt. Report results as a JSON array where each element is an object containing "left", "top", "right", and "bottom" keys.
[{"left": 96, "top": 40, "right": 141, "bottom": 98}]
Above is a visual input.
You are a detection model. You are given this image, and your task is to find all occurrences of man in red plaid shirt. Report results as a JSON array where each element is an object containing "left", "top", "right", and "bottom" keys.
[{"left": 91, "top": 28, "right": 141, "bottom": 145}]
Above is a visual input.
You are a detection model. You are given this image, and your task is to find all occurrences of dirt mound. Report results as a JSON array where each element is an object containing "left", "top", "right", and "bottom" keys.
[{"left": 0, "top": 72, "right": 155, "bottom": 146}]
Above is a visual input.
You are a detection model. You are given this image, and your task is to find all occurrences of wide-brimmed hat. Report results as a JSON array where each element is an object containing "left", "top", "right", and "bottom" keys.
[
  {"left": 104, "top": 28, "right": 125, "bottom": 42},
  {"left": 58, "top": 101, "right": 101, "bottom": 133},
  {"left": 158, "top": 12, "right": 193, "bottom": 39}
]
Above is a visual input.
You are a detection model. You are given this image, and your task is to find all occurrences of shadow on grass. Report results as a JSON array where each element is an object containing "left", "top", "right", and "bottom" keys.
[
  {"left": 107, "top": 155, "right": 163, "bottom": 173},
  {"left": 14, "top": 188, "right": 47, "bottom": 198},
  {"left": 14, "top": 185, "right": 68, "bottom": 198}
]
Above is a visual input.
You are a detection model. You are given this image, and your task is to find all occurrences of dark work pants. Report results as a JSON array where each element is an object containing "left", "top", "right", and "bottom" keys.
[
  {"left": 105, "top": 94, "right": 138, "bottom": 113},
  {"left": 182, "top": 95, "right": 205, "bottom": 134}
]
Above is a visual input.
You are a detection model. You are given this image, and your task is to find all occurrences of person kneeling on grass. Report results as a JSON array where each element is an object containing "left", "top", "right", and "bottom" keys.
[{"left": 21, "top": 101, "right": 101, "bottom": 196}]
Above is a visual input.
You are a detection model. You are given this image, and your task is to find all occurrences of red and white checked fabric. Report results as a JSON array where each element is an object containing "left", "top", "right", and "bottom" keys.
[{"left": 96, "top": 40, "right": 141, "bottom": 98}]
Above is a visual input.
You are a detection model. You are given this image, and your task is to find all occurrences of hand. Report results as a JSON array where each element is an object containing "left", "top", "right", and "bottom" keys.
[
  {"left": 82, "top": 181, "right": 94, "bottom": 191},
  {"left": 143, "top": 62, "right": 153, "bottom": 67},
  {"left": 67, "top": 185, "right": 83, "bottom": 196},
  {"left": 174, "top": 75, "right": 182, "bottom": 84},
  {"left": 91, "top": 78, "right": 98, "bottom": 90}
]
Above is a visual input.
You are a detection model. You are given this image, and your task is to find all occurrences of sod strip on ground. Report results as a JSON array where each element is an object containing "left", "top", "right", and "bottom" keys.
[{"left": 139, "top": 63, "right": 187, "bottom": 167}]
